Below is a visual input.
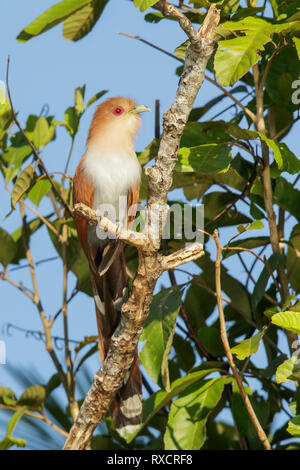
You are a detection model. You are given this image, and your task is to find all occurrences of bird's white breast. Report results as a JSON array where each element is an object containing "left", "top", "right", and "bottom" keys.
[{"left": 83, "top": 150, "right": 141, "bottom": 223}]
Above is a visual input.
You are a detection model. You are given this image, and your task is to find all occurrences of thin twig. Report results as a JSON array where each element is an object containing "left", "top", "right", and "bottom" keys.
[
  {"left": 0, "top": 404, "right": 68, "bottom": 438},
  {"left": 213, "top": 229, "right": 271, "bottom": 450},
  {"left": 0, "top": 272, "right": 34, "bottom": 301},
  {"left": 18, "top": 200, "right": 69, "bottom": 396},
  {"left": 118, "top": 31, "right": 255, "bottom": 122},
  {"left": 6, "top": 56, "right": 73, "bottom": 217},
  {"left": 63, "top": 4, "right": 220, "bottom": 450},
  {"left": 237, "top": 252, "right": 277, "bottom": 306}
]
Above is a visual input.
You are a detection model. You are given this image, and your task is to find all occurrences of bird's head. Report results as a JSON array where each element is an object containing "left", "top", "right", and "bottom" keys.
[{"left": 87, "top": 97, "right": 150, "bottom": 150}]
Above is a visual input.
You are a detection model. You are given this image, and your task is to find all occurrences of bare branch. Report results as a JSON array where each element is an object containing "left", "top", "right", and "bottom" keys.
[
  {"left": 63, "top": 4, "right": 219, "bottom": 450},
  {"left": 74, "top": 203, "right": 149, "bottom": 250},
  {"left": 161, "top": 243, "right": 204, "bottom": 269},
  {"left": 0, "top": 404, "right": 68, "bottom": 438},
  {"left": 6, "top": 56, "right": 73, "bottom": 217},
  {"left": 118, "top": 30, "right": 256, "bottom": 122}
]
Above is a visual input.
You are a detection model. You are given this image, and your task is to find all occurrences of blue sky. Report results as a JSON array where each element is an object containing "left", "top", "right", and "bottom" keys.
[
  {"left": 0, "top": 0, "right": 196, "bottom": 448},
  {"left": 0, "top": 0, "right": 298, "bottom": 449}
]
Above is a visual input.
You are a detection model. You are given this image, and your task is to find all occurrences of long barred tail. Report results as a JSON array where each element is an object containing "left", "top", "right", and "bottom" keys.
[
  {"left": 89, "top": 243, "right": 142, "bottom": 437},
  {"left": 112, "top": 352, "right": 142, "bottom": 438}
]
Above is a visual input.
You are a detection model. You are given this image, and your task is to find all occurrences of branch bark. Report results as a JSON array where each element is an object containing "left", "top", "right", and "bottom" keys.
[{"left": 63, "top": 4, "right": 219, "bottom": 450}]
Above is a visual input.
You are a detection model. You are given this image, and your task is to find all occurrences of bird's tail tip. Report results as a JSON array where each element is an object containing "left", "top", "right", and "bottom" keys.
[{"left": 112, "top": 356, "right": 142, "bottom": 439}]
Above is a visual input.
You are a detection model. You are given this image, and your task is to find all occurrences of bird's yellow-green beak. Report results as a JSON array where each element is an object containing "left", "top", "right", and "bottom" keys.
[{"left": 129, "top": 104, "right": 151, "bottom": 114}]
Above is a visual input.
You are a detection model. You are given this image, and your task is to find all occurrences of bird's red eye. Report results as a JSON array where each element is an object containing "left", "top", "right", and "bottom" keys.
[{"left": 112, "top": 106, "right": 124, "bottom": 116}]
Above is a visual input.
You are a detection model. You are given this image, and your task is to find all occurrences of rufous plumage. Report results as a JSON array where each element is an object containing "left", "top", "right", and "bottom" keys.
[{"left": 73, "top": 97, "right": 149, "bottom": 437}]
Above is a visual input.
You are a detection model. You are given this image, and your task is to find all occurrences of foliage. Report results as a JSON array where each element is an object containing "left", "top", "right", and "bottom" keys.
[{"left": 1, "top": 0, "right": 300, "bottom": 451}]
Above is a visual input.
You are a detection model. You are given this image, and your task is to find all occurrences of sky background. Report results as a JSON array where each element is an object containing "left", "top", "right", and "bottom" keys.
[{"left": 0, "top": 0, "right": 298, "bottom": 449}]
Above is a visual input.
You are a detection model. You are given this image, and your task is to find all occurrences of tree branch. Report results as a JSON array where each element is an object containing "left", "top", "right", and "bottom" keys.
[
  {"left": 63, "top": 4, "right": 219, "bottom": 450},
  {"left": 6, "top": 56, "right": 73, "bottom": 217},
  {"left": 0, "top": 404, "right": 68, "bottom": 438},
  {"left": 118, "top": 31, "right": 256, "bottom": 123}
]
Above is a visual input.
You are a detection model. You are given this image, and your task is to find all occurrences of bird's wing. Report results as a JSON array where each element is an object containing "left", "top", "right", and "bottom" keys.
[
  {"left": 73, "top": 156, "right": 94, "bottom": 254},
  {"left": 97, "top": 182, "right": 140, "bottom": 276},
  {"left": 127, "top": 183, "right": 140, "bottom": 227},
  {"left": 73, "top": 160, "right": 142, "bottom": 437}
]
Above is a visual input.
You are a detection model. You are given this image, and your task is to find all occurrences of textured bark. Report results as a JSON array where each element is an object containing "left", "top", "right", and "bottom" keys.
[{"left": 63, "top": 4, "right": 219, "bottom": 450}]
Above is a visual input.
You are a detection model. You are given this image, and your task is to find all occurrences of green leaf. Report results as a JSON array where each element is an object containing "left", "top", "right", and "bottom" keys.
[
  {"left": 92, "top": 435, "right": 122, "bottom": 450},
  {"left": 287, "top": 416, "right": 300, "bottom": 437},
  {"left": 133, "top": 0, "right": 158, "bottom": 12},
  {"left": 0, "top": 228, "right": 17, "bottom": 267},
  {"left": 289, "top": 390, "right": 300, "bottom": 416},
  {"left": 45, "top": 374, "right": 61, "bottom": 397},
  {"left": 223, "top": 236, "right": 269, "bottom": 259},
  {"left": 189, "top": 0, "right": 212, "bottom": 8},
  {"left": 75, "top": 343, "right": 98, "bottom": 372},
  {"left": 74, "top": 85, "right": 86, "bottom": 115},
  {"left": 0, "top": 407, "right": 27, "bottom": 450},
  {"left": 230, "top": 327, "right": 267, "bottom": 360},
  {"left": 47, "top": 220, "right": 92, "bottom": 295},
  {"left": 265, "top": 46, "right": 300, "bottom": 110},
  {"left": 203, "top": 191, "right": 252, "bottom": 228},
  {"left": 33, "top": 116, "right": 50, "bottom": 148},
  {"left": 64, "top": 106, "right": 80, "bottom": 136},
  {"left": 173, "top": 334, "right": 196, "bottom": 372},
  {"left": 215, "top": 17, "right": 275, "bottom": 86},
  {"left": 10, "top": 216, "right": 45, "bottom": 264},
  {"left": 197, "top": 327, "right": 225, "bottom": 357},
  {"left": 283, "top": 294, "right": 296, "bottom": 311},
  {"left": 126, "top": 367, "right": 223, "bottom": 443},
  {"left": 252, "top": 253, "right": 284, "bottom": 309},
  {"left": 189, "top": 86, "right": 247, "bottom": 122},
  {"left": 0, "top": 387, "right": 15, "bottom": 404},
  {"left": 258, "top": 134, "right": 300, "bottom": 174},
  {"left": 247, "top": 220, "right": 264, "bottom": 230},
  {"left": 236, "top": 220, "right": 264, "bottom": 234},
  {"left": 293, "top": 37, "right": 300, "bottom": 60},
  {"left": 176, "top": 144, "right": 232, "bottom": 174},
  {"left": 4, "top": 145, "right": 32, "bottom": 182},
  {"left": 17, "top": 385, "right": 46, "bottom": 410},
  {"left": 164, "top": 377, "right": 228, "bottom": 450},
  {"left": 63, "top": 0, "right": 109, "bottom": 41},
  {"left": 0, "top": 435, "right": 26, "bottom": 450},
  {"left": 231, "top": 383, "right": 269, "bottom": 440},
  {"left": 263, "top": 305, "right": 278, "bottom": 319},
  {"left": 140, "top": 287, "right": 182, "bottom": 386},
  {"left": 86, "top": 90, "right": 108, "bottom": 109},
  {"left": 28, "top": 179, "right": 51, "bottom": 206},
  {"left": 6, "top": 407, "right": 26, "bottom": 435},
  {"left": 271, "top": 311, "right": 300, "bottom": 335},
  {"left": 275, "top": 356, "right": 300, "bottom": 383},
  {"left": 274, "top": 178, "right": 300, "bottom": 222},
  {"left": 237, "top": 224, "right": 247, "bottom": 233},
  {"left": 3, "top": 396, "right": 18, "bottom": 406},
  {"left": 174, "top": 40, "right": 188, "bottom": 59},
  {"left": 17, "top": 0, "right": 93, "bottom": 42},
  {"left": 11, "top": 164, "right": 35, "bottom": 208},
  {"left": 287, "top": 224, "right": 300, "bottom": 293},
  {"left": 137, "top": 138, "right": 160, "bottom": 167},
  {"left": 183, "top": 280, "right": 216, "bottom": 330}
]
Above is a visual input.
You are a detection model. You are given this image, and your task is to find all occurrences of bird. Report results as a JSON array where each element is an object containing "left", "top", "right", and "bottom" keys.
[{"left": 73, "top": 97, "right": 150, "bottom": 437}]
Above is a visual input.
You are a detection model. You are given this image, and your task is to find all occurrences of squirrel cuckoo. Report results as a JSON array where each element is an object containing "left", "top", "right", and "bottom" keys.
[{"left": 73, "top": 97, "right": 149, "bottom": 437}]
